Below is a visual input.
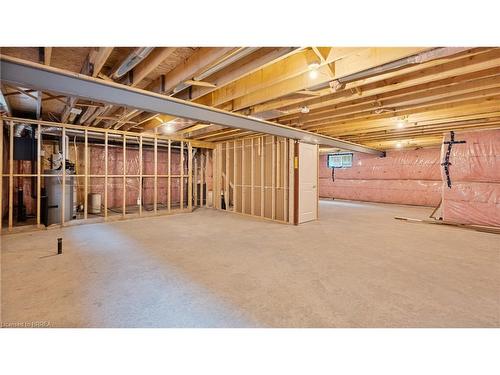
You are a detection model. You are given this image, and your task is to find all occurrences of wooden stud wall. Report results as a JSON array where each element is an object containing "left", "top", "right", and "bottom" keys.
[
  {"left": 214, "top": 135, "right": 292, "bottom": 223},
  {"left": 0, "top": 117, "right": 211, "bottom": 234},
  {"left": 192, "top": 146, "right": 216, "bottom": 209}
]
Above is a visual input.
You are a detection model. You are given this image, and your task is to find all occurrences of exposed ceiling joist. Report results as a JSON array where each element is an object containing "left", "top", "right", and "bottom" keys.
[
  {"left": 184, "top": 79, "right": 216, "bottom": 88},
  {"left": 311, "top": 47, "right": 331, "bottom": 63},
  {"left": 61, "top": 47, "right": 114, "bottom": 123},
  {"left": 115, "top": 48, "right": 239, "bottom": 130},
  {"left": 162, "top": 47, "right": 238, "bottom": 94},
  {"left": 231, "top": 48, "right": 431, "bottom": 111},
  {"left": 249, "top": 48, "right": 483, "bottom": 116},
  {"left": 43, "top": 47, "right": 52, "bottom": 66},
  {"left": 141, "top": 47, "right": 300, "bottom": 132},
  {"left": 131, "top": 47, "right": 176, "bottom": 87},
  {"left": 0, "top": 55, "right": 383, "bottom": 155},
  {"left": 179, "top": 47, "right": 300, "bottom": 101}
]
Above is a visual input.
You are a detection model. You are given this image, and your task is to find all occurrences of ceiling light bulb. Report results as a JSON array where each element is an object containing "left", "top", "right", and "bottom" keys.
[
  {"left": 162, "top": 123, "right": 175, "bottom": 134},
  {"left": 397, "top": 120, "right": 405, "bottom": 128},
  {"left": 308, "top": 62, "right": 320, "bottom": 79},
  {"left": 308, "top": 62, "right": 320, "bottom": 70},
  {"left": 396, "top": 142, "right": 402, "bottom": 148},
  {"left": 300, "top": 106, "right": 310, "bottom": 114}
]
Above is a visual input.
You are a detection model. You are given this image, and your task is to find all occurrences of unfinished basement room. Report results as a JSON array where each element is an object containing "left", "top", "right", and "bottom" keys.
[{"left": 0, "top": 45, "right": 499, "bottom": 331}]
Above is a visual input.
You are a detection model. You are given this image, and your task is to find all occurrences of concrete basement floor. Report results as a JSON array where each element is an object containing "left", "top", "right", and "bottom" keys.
[{"left": 1, "top": 200, "right": 499, "bottom": 328}]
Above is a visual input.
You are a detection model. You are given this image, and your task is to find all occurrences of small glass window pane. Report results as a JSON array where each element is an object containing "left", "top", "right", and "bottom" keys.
[{"left": 327, "top": 153, "right": 352, "bottom": 168}]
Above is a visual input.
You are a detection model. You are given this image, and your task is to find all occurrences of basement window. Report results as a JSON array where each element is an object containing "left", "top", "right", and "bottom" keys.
[{"left": 327, "top": 152, "right": 353, "bottom": 168}]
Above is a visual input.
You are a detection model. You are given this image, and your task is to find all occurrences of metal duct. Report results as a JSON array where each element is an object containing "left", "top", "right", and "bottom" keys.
[
  {"left": 0, "top": 90, "right": 10, "bottom": 115},
  {"left": 172, "top": 47, "right": 260, "bottom": 94},
  {"left": 194, "top": 47, "right": 260, "bottom": 81},
  {"left": 306, "top": 47, "right": 471, "bottom": 93},
  {"left": 111, "top": 47, "right": 154, "bottom": 80},
  {"left": 336, "top": 47, "right": 470, "bottom": 84},
  {"left": 14, "top": 123, "right": 32, "bottom": 137}
]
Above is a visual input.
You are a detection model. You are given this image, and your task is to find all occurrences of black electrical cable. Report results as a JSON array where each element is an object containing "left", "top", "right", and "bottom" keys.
[{"left": 441, "top": 131, "right": 466, "bottom": 188}]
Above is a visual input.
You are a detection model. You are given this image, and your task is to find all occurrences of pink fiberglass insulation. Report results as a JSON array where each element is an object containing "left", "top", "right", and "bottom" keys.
[
  {"left": 319, "top": 148, "right": 443, "bottom": 206},
  {"left": 85, "top": 144, "right": 184, "bottom": 209},
  {"left": 441, "top": 129, "right": 500, "bottom": 226},
  {"left": 320, "top": 148, "right": 442, "bottom": 181},
  {"left": 320, "top": 179, "right": 442, "bottom": 206}
]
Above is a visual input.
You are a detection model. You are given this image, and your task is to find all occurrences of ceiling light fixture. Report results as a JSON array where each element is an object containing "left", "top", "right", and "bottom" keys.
[
  {"left": 396, "top": 116, "right": 408, "bottom": 128},
  {"left": 162, "top": 123, "right": 175, "bottom": 134},
  {"left": 395, "top": 142, "right": 402, "bottom": 148},
  {"left": 300, "top": 106, "right": 310, "bottom": 114},
  {"left": 308, "top": 62, "right": 320, "bottom": 79}
]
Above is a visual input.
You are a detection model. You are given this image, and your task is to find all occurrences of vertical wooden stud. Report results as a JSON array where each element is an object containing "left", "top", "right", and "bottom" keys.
[
  {"left": 212, "top": 147, "right": 217, "bottom": 209},
  {"left": 210, "top": 149, "right": 215, "bottom": 208},
  {"left": 36, "top": 124, "right": 41, "bottom": 227},
  {"left": 283, "top": 139, "right": 288, "bottom": 222},
  {"left": 260, "top": 136, "right": 264, "bottom": 218},
  {"left": 271, "top": 136, "right": 276, "bottom": 220},
  {"left": 180, "top": 141, "right": 184, "bottom": 210},
  {"left": 104, "top": 131, "right": 108, "bottom": 220},
  {"left": 242, "top": 139, "right": 246, "bottom": 214},
  {"left": 218, "top": 144, "right": 223, "bottom": 210},
  {"left": 250, "top": 138, "right": 255, "bottom": 216},
  {"left": 122, "top": 134, "right": 126, "bottom": 217},
  {"left": 154, "top": 137, "right": 158, "bottom": 214},
  {"left": 200, "top": 149, "right": 204, "bottom": 207},
  {"left": 61, "top": 126, "right": 66, "bottom": 225},
  {"left": 277, "top": 139, "right": 281, "bottom": 189},
  {"left": 167, "top": 139, "right": 171, "bottom": 212},
  {"left": 317, "top": 144, "right": 320, "bottom": 220},
  {"left": 233, "top": 140, "right": 237, "bottom": 212},
  {"left": 8, "top": 120, "right": 14, "bottom": 230},
  {"left": 225, "top": 142, "right": 229, "bottom": 210},
  {"left": 84, "top": 129, "right": 88, "bottom": 220},
  {"left": 139, "top": 135, "right": 143, "bottom": 216},
  {"left": 194, "top": 152, "right": 198, "bottom": 207},
  {"left": 188, "top": 142, "right": 192, "bottom": 211}
]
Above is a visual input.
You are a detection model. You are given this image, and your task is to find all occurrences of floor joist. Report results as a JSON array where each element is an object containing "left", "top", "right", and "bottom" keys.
[{"left": 0, "top": 55, "right": 383, "bottom": 156}]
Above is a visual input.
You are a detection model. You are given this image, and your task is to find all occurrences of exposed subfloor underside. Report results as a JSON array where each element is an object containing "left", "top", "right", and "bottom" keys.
[{"left": 2, "top": 200, "right": 499, "bottom": 328}]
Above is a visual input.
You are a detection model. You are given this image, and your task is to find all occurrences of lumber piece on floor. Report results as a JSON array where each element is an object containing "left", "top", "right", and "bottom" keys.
[
  {"left": 395, "top": 216, "right": 500, "bottom": 235},
  {"left": 429, "top": 199, "right": 442, "bottom": 219}
]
